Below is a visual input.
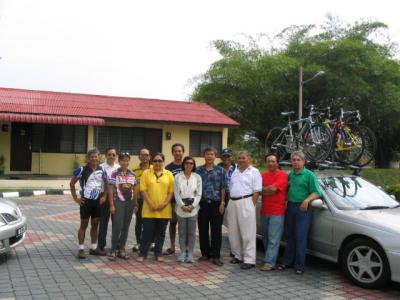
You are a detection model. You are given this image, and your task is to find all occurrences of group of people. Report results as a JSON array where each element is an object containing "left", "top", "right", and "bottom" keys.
[{"left": 70, "top": 142, "right": 321, "bottom": 274}]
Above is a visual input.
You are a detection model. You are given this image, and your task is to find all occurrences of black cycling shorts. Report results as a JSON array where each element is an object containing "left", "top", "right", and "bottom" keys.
[{"left": 80, "top": 198, "right": 100, "bottom": 219}]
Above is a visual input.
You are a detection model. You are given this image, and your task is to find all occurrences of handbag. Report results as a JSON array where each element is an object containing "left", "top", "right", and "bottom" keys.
[{"left": 182, "top": 198, "right": 194, "bottom": 206}]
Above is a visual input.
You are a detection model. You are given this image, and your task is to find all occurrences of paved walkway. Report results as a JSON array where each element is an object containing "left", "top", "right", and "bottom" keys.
[{"left": 1, "top": 195, "right": 400, "bottom": 300}]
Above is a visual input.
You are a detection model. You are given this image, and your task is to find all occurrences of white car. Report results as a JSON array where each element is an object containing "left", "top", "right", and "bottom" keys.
[
  {"left": 257, "top": 173, "right": 400, "bottom": 289},
  {"left": 0, "top": 199, "right": 27, "bottom": 255}
]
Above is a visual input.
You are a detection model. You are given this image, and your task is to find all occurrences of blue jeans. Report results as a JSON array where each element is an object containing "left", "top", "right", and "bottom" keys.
[
  {"left": 283, "top": 202, "right": 313, "bottom": 271},
  {"left": 261, "top": 215, "right": 284, "bottom": 268}
]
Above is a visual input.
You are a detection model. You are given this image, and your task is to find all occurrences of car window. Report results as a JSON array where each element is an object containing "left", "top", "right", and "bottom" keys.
[{"left": 320, "top": 176, "right": 399, "bottom": 210}]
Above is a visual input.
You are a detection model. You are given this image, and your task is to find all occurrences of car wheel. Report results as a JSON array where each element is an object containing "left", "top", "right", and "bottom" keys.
[{"left": 341, "top": 238, "right": 390, "bottom": 289}]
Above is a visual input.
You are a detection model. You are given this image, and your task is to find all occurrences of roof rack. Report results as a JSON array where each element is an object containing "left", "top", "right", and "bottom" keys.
[{"left": 279, "top": 160, "right": 364, "bottom": 176}]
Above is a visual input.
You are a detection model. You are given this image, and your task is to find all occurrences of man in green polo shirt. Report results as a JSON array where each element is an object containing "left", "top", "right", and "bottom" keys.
[{"left": 278, "top": 151, "right": 321, "bottom": 275}]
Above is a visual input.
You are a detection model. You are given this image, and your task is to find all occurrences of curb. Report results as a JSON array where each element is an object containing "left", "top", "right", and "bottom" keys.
[{"left": 0, "top": 190, "right": 71, "bottom": 198}]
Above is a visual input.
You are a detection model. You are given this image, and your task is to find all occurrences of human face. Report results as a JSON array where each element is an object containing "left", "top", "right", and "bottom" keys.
[
  {"left": 106, "top": 149, "right": 117, "bottom": 165},
  {"left": 172, "top": 146, "right": 184, "bottom": 162},
  {"left": 238, "top": 153, "right": 250, "bottom": 169},
  {"left": 204, "top": 151, "right": 216, "bottom": 165},
  {"left": 152, "top": 155, "right": 164, "bottom": 171},
  {"left": 119, "top": 157, "right": 130, "bottom": 170},
  {"left": 291, "top": 155, "right": 305, "bottom": 172},
  {"left": 139, "top": 149, "right": 150, "bottom": 164},
  {"left": 265, "top": 155, "right": 279, "bottom": 172},
  {"left": 183, "top": 160, "right": 194, "bottom": 173},
  {"left": 88, "top": 153, "right": 100, "bottom": 167},
  {"left": 221, "top": 155, "right": 232, "bottom": 166}
]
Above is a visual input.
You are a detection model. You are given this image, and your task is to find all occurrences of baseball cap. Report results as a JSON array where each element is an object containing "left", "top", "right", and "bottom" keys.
[{"left": 221, "top": 148, "right": 233, "bottom": 157}]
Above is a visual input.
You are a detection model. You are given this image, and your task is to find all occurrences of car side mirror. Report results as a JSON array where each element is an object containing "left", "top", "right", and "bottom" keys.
[{"left": 311, "top": 199, "right": 327, "bottom": 209}]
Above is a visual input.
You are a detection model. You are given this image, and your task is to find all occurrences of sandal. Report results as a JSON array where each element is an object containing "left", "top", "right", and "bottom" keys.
[
  {"left": 117, "top": 250, "right": 129, "bottom": 260},
  {"left": 163, "top": 248, "right": 175, "bottom": 255},
  {"left": 155, "top": 256, "right": 164, "bottom": 262},
  {"left": 108, "top": 251, "right": 117, "bottom": 261}
]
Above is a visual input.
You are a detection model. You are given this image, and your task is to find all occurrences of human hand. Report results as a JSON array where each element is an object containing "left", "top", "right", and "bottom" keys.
[
  {"left": 300, "top": 200, "right": 309, "bottom": 212},
  {"left": 74, "top": 197, "right": 85, "bottom": 206},
  {"left": 219, "top": 203, "right": 225, "bottom": 215},
  {"left": 100, "top": 196, "right": 106, "bottom": 205},
  {"left": 133, "top": 206, "right": 138, "bottom": 213},
  {"left": 110, "top": 205, "right": 116, "bottom": 215}
]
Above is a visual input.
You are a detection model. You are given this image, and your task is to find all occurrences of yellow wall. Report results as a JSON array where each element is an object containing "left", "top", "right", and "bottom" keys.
[
  {"left": 0, "top": 122, "right": 11, "bottom": 174},
  {"left": 1, "top": 121, "right": 228, "bottom": 175}
]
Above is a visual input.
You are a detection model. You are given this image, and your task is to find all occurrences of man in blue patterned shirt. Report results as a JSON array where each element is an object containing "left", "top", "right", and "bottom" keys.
[{"left": 196, "top": 147, "right": 226, "bottom": 266}]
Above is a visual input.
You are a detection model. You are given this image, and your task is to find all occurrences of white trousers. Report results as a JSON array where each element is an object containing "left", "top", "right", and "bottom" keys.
[{"left": 226, "top": 196, "right": 256, "bottom": 264}]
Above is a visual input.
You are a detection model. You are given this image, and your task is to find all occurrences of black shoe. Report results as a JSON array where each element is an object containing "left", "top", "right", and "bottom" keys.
[
  {"left": 229, "top": 252, "right": 235, "bottom": 258},
  {"left": 198, "top": 256, "right": 209, "bottom": 262},
  {"left": 150, "top": 244, "right": 155, "bottom": 251},
  {"left": 230, "top": 258, "right": 243, "bottom": 264},
  {"left": 240, "top": 263, "right": 255, "bottom": 270},
  {"left": 212, "top": 258, "right": 224, "bottom": 266},
  {"left": 277, "top": 264, "right": 290, "bottom": 271},
  {"left": 163, "top": 248, "right": 175, "bottom": 256},
  {"left": 97, "top": 248, "right": 107, "bottom": 256},
  {"left": 89, "top": 248, "right": 101, "bottom": 256}
]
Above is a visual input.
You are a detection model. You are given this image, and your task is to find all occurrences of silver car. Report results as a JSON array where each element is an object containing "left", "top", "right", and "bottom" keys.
[
  {"left": 0, "top": 199, "right": 27, "bottom": 255},
  {"left": 257, "top": 173, "right": 400, "bottom": 289}
]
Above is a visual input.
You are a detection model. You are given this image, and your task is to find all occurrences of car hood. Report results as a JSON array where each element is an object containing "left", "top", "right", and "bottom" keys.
[
  {"left": 0, "top": 199, "right": 18, "bottom": 214},
  {"left": 341, "top": 207, "right": 400, "bottom": 234}
]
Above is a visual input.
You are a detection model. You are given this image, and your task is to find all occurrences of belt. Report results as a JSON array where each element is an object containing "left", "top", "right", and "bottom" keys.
[
  {"left": 202, "top": 198, "right": 219, "bottom": 204},
  {"left": 230, "top": 194, "right": 253, "bottom": 201}
]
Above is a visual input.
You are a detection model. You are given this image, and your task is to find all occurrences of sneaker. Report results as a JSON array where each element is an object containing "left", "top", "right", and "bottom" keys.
[
  {"left": 186, "top": 254, "right": 194, "bottom": 263},
  {"left": 150, "top": 243, "right": 155, "bottom": 251},
  {"left": 132, "top": 244, "right": 139, "bottom": 252},
  {"left": 77, "top": 250, "right": 86, "bottom": 259},
  {"left": 295, "top": 269, "right": 304, "bottom": 275},
  {"left": 259, "top": 263, "right": 273, "bottom": 272},
  {"left": 176, "top": 253, "right": 186, "bottom": 263},
  {"left": 89, "top": 248, "right": 101, "bottom": 256}
]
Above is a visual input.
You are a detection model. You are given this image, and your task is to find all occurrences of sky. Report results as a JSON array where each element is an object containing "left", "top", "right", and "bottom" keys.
[{"left": 0, "top": 0, "right": 399, "bottom": 101}]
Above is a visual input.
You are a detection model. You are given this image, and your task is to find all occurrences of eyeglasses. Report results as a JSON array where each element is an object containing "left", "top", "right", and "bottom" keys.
[{"left": 153, "top": 159, "right": 163, "bottom": 163}]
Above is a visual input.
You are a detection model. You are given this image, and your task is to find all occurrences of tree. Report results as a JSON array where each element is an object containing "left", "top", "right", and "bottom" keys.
[{"left": 191, "top": 17, "right": 400, "bottom": 167}]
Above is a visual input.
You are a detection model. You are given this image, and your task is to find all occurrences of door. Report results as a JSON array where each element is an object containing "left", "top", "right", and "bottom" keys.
[
  {"left": 308, "top": 196, "right": 335, "bottom": 258},
  {"left": 11, "top": 123, "right": 32, "bottom": 171}
]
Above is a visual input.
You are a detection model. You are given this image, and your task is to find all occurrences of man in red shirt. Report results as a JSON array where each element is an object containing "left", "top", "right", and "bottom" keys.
[{"left": 260, "top": 153, "right": 288, "bottom": 271}]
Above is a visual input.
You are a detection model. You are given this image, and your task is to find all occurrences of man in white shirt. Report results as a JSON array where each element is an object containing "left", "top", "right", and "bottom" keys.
[
  {"left": 98, "top": 147, "right": 120, "bottom": 255},
  {"left": 227, "top": 151, "right": 262, "bottom": 269}
]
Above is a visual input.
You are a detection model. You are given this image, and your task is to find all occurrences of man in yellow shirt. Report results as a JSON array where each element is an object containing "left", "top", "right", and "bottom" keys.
[
  {"left": 137, "top": 153, "right": 174, "bottom": 262},
  {"left": 132, "top": 148, "right": 152, "bottom": 252}
]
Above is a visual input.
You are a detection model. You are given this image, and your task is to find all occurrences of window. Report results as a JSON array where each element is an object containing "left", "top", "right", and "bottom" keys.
[
  {"left": 32, "top": 124, "right": 87, "bottom": 153},
  {"left": 190, "top": 130, "right": 222, "bottom": 157},
  {"left": 94, "top": 126, "right": 162, "bottom": 155}
]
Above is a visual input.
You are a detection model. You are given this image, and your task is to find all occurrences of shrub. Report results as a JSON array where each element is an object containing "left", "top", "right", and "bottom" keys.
[{"left": 385, "top": 184, "right": 400, "bottom": 200}]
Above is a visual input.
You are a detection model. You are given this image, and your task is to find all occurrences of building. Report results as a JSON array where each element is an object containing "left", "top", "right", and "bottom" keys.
[{"left": 0, "top": 87, "right": 239, "bottom": 175}]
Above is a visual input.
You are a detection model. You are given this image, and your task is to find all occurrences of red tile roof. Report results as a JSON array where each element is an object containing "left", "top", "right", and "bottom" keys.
[{"left": 0, "top": 87, "right": 239, "bottom": 126}]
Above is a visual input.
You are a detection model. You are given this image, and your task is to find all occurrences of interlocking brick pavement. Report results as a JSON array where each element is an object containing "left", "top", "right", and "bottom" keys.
[{"left": 1, "top": 195, "right": 400, "bottom": 299}]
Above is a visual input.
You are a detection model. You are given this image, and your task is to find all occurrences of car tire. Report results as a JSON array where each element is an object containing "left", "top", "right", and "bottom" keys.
[{"left": 341, "top": 238, "right": 390, "bottom": 289}]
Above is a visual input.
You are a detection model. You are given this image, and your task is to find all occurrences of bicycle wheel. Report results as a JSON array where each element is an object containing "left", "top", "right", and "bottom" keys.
[
  {"left": 357, "top": 125, "right": 377, "bottom": 167},
  {"left": 265, "top": 127, "right": 289, "bottom": 161},
  {"left": 334, "top": 124, "right": 365, "bottom": 165},
  {"left": 301, "top": 124, "right": 332, "bottom": 162}
]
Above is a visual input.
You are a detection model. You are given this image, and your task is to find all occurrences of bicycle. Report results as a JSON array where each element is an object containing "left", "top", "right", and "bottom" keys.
[
  {"left": 265, "top": 106, "right": 332, "bottom": 162},
  {"left": 341, "top": 110, "right": 377, "bottom": 167},
  {"left": 318, "top": 107, "right": 366, "bottom": 166}
]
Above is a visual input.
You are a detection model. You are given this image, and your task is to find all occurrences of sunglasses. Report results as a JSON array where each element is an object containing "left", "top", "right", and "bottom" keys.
[{"left": 153, "top": 159, "right": 163, "bottom": 163}]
